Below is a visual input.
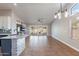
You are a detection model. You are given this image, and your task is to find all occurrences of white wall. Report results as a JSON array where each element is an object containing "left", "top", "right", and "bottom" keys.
[
  {"left": 51, "top": 13, "right": 79, "bottom": 52},
  {"left": 48, "top": 24, "right": 51, "bottom": 36}
]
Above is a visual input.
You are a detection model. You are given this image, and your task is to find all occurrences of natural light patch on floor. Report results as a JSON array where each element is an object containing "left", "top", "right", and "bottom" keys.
[{"left": 29, "top": 36, "right": 48, "bottom": 49}]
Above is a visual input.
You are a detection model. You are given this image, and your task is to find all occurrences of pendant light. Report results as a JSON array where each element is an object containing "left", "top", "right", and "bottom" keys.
[
  {"left": 54, "top": 3, "right": 69, "bottom": 19},
  {"left": 58, "top": 3, "right": 62, "bottom": 19},
  {"left": 54, "top": 13, "right": 57, "bottom": 19},
  {"left": 64, "top": 9, "right": 68, "bottom": 18},
  {"left": 58, "top": 11, "right": 61, "bottom": 19},
  {"left": 54, "top": 3, "right": 62, "bottom": 19}
]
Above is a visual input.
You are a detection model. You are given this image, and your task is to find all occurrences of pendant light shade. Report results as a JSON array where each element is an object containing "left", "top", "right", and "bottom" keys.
[
  {"left": 64, "top": 9, "right": 68, "bottom": 18},
  {"left": 58, "top": 12, "right": 61, "bottom": 19},
  {"left": 54, "top": 13, "right": 57, "bottom": 19}
]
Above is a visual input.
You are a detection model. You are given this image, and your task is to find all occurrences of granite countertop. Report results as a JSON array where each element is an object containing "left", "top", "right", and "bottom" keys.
[
  {"left": 0, "top": 33, "right": 11, "bottom": 35},
  {"left": 0, "top": 34, "right": 26, "bottom": 39}
]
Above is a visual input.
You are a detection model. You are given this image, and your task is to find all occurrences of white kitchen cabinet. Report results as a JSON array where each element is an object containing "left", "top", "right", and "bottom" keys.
[
  {"left": 16, "top": 37, "right": 25, "bottom": 56},
  {"left": 11, "top": 37, "right": 25, "bottom": 56},
  {"left": 0, "top": 16, "right": 3, "bottom": 28},
  {"left": 0, "top": 16, "right": 11, "bottom": 29},
  {"left": 0, "top": 15, "right": 17, "bottom": 34}
]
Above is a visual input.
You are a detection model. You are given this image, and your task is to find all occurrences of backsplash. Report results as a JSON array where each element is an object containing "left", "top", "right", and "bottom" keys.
[{"left": 0, "top": 29, "right": 11, "bottom": 33}]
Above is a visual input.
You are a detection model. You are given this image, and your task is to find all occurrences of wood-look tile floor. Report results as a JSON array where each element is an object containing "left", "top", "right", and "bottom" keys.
[{"left": 20, "top": 36, "right": 79, "bottom": 56}]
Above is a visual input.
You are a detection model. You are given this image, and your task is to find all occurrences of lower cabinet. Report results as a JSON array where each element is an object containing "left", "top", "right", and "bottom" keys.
[
  {"left": 0, "top": 40, "right": 1, "bottom": 46},
  {"left": 16, "top": 38, "right": 25, "bottom": 56},
  {"left": 1, "top": 39, "right": 11, "bottom": 56},
  {"left": 1, "top": 37, "right": 25, "bottom": 56}
]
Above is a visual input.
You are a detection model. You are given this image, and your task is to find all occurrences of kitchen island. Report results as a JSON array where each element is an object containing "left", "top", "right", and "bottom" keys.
[{"left": 0, "top": 34, "right": 26, "bottom": 56}]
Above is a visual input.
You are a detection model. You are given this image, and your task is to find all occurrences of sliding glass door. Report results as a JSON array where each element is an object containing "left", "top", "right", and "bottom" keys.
[{"left": 29, "top": 25, "right": 48, "bottom": 36}]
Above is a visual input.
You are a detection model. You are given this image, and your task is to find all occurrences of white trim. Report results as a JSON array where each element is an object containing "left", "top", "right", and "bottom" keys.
[{"left": 52, "top": 35, "right": 79, "bottom": 52}]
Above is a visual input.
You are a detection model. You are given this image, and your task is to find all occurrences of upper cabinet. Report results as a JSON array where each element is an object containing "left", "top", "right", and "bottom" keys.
[
  {"left": 0, "top": 10, "right": 17, "bottom": 34},
  {"left": 0, "top": 16, "right": 3, "bottom": 29},
  {"left": 0, "top": 16, "right": 11, "bottom": 29},
  {"left": 0, "top": 9, "right": 27, "bottom": 35}
]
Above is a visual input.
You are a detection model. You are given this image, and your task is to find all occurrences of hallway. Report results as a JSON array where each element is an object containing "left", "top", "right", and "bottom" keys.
[{"left": 20, "top": 36, "right": 79, "bottom": 56}]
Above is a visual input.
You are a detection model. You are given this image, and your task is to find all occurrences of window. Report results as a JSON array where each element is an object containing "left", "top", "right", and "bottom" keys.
[
  {"left": 71, "top": 3, "right": 79, "bottom": 15},
  {"left": 29, "top": 25, "right": 48, "bottom": 35}
]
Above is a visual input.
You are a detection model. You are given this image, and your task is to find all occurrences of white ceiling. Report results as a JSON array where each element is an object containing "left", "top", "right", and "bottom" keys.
[{"left": 0, "top": 3, "right": 73, "bottom": 25}]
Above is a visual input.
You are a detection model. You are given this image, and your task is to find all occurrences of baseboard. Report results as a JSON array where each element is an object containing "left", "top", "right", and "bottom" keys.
[{"left": 51, "top": 35, "right": 79, "bottom": 52}]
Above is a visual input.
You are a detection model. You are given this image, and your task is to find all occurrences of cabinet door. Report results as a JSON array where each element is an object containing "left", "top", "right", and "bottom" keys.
[
  {"left": 17, "top": 38, "right": 25, "bottom": 55},
  {"left": 3, "top": 16, "right": 8, "bottom": 29},
  {"left": 1, "top": 39, "right": 11, "bottom": 56},
  {"left": 0, "top": 16, "right": 3, "bottom": 28},
  {"left": 0, "top": 16, "right": 11, "bottom": 29}
]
